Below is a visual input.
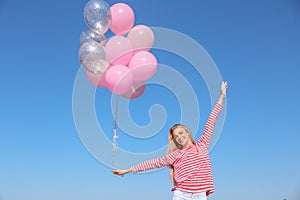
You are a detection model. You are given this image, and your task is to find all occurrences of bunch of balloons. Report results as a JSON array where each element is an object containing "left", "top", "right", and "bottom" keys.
[{"left": 78, "top": 0, "right": 157, "bottom": 99}]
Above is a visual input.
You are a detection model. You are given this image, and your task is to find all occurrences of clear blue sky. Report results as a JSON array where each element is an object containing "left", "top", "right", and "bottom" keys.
[{"left": 0, "top": 0, "right": 300, "bottom": 200}]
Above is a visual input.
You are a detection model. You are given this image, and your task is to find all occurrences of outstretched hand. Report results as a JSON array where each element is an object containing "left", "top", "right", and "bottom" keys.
[
  {"left": 112, "top": 168, "right": 131, "bottom": 177},
  {"left": 217, "top": 81, "right": 228, "bottom": 105},
  {"left": 221, "top": 81, "right": 228, "bottom": 97}
]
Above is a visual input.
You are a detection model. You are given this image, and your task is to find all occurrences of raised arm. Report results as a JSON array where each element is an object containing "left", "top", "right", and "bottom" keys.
[{"left": 197, "top": 81, "right": 228, "bottom": 147}]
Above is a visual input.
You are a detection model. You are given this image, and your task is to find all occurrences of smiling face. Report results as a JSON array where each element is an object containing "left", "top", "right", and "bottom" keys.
[{"left": 171, "top": 125, "right": 194, "bottom": 149}]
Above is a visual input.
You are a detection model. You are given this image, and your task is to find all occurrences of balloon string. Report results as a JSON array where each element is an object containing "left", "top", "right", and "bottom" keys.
[{"left": 112, "top": 95, "right": 119, "bottom": 170}]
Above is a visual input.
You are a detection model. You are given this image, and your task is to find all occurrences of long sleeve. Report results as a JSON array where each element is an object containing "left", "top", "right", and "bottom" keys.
[
  {"left": 131, "top": 150, "right": 179, "bottom": 173},
  {"left": 197, "top": 103, "right": 223, "bottom": 147}
]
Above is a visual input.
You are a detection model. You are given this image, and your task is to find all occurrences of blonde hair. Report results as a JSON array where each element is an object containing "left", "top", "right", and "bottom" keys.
[{"left": 167, "top": 124, "right": 195, "bottom": 184}]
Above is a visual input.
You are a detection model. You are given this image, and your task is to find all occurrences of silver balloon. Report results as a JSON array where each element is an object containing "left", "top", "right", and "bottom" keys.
[
  {"left": 82, "top": 57, "right": 110, "bottom": 74},
  {"left": 80, "top": 29, "right": 107, "bottom": 45},
  {"left": 78, "top": 40, "right": 105, "bottom": 61},
  {"left": 78, "top": 40, "right": 110, "bottom": 74},
  {"left": 84, "top": 0, "right": 111, "bottom": 34}
]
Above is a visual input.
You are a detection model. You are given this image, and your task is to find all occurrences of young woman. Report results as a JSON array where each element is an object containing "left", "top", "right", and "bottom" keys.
[{"left": 113, "top": 81, "right": 228, "bottom": 200}]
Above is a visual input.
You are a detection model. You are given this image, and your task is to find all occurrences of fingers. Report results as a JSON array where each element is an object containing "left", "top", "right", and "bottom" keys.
[
  {"left": 112, "top": 169, "right": 124, "bottom": 177},
  {"left": 112, "top": 169, "right": 119, "bottom": 176},
  {"left": 222, "top": 81, "right": 228, "bottom": 88}
]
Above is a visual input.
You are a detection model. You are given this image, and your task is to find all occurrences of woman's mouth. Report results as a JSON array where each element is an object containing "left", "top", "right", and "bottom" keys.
[{"left": 178, "top": 138, "right": 184, "bottom": 144}]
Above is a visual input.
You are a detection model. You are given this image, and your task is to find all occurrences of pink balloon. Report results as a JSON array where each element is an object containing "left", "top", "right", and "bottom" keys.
[
  {"left": 105, "top": 65, "right": 133, "bottom": 94},
  {"left": 122, "top": 81, "right": 146, "bottom": 100},
  {"left": 110, "top": 3, "right": 135, "bottom": 35},
  {"left": 105, "top": 35, "right": 133, "bottom": 66},
  {"left": 86, "top": 70, "right": 107, "bottom": 88},
  {"left": 128, "top": 51, "right": 158, "bottom": 82},
  {"left": 127, "top": 25, "right": 154, "bottom": 53}
]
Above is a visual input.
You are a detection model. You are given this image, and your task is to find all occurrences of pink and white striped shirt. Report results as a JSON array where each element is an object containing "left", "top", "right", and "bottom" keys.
[{"left": 131, "top": 103, "right": 223, "bottom": 196}]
